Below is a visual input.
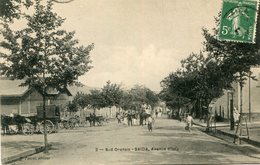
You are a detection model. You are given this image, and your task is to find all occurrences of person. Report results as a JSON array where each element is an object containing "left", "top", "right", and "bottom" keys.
[
  {"left": 233, "top": 107, "right": 240, "bottom": 123},
  {"left": 155, "top": 110, "right": 158, "bottom": 118},
  {"left": 127, "top": 111, "right": 132, "bottom": 126},
  {"left": 9, "top": 112, "right": 14, "bottom": 118},
  {"left": 139, "top": 109, "right": 144, "bottom": 126},
  {"left": 132, "top": 112, "right": 137, "bottom": 125},
  {"left": 116, "top": 112, "right": 121, "bottom": 124},
  {"left": 89, "top": 113, "right": 93, "bottom": 127},
  {"left": 147, "top": 115, "right": 153, "bottom": 132},
  {"left": 92, "top": 113, "right": 96, "bottom": 126},
  {"left": 186, "top": 114, "right": 193, "bottom": 131}
]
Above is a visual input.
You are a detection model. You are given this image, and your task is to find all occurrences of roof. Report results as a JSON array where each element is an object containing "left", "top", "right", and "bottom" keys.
[
  {"left": 0, "top": 78, "right": 28, "bottom": 97},
  {"left": 0, "top": 77, "right": 72, "bottom": 97}
]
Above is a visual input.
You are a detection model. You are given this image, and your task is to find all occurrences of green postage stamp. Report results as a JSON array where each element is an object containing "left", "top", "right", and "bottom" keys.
[{"left": 219, "top": 0, "right": 259, "bottom": 43}]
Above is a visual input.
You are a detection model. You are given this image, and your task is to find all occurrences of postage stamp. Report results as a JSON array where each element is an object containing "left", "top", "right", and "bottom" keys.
[{"left": 219, "top": 0, "right": 259, "bottom": 43}]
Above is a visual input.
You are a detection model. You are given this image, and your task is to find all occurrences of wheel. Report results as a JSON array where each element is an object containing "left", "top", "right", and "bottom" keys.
[
  {"left": 63, "top": 121, "right": 70, "bottom": 129},
  {"left": 39, "top": 120, "right": 54, "bottom": 134},
  {"left": 69, "top": 118, "right": 78, "bottom": 129},
  {"left": 59, "top": 121, "right": 64, "bottom": 129},
  {"left": 22, "top": 123, "right": 34, "bottom": 135}
]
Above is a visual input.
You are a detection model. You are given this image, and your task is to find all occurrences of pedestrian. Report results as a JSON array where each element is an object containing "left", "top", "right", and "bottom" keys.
[
  {"left": 186, "top": 114, "right": 193, "bottom": 131},
  {"left": 116, "top": 112, "right": 121, "bottom": 124},
  {"left": 92, "top": 113, "right": 96, "bottom": 126},
  {"left": 89, "top": 113, "right": 93, "bottom": 127},
  {"left": 127, "top": 111, "right": 132, "bottom": 126},
  {"left": 233, "top": 107, "right": 240, "bottom": 123},
  {"left": 139, "top": 111, "right": 144, "bottom": 126},
  {"left": 155, "top": 110, "right": 158, "bottom": 118},
  {"left": 147, "top": 115, "right": 153, "bottom": 132}
]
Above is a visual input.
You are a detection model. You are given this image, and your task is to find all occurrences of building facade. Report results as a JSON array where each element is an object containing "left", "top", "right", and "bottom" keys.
[
  {"left": 0, "top": 78, "right": 72, "bottom": 116},
  {"left": 211, "top": 67, "right": 260, "bottom": 122}
]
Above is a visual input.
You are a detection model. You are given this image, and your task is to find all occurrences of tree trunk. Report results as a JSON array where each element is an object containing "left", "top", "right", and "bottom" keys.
[
  {"left": 239, "top": 81, "right": 243, "bottom": 114},
  {"left": 205, "top": 99, "right": 212, "bottom": 132},
  {"left": 206, "top": 104, "right": 210, "bottom": 132},
  {"left": 43, "top": 86, "right": 48, "bottom": 153}
]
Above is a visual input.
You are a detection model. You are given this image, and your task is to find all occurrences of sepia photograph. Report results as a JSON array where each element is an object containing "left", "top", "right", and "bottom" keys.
[{"left": 0, "top": 0, "right": 260, "bottom": 164}]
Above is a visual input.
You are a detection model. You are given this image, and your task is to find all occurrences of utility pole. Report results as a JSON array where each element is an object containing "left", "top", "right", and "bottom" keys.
[
  {"left": 249, "top": 73, "right": 251, "bottom": 122},
  {"left": 230, "top": 91, "right": 234, "bottom": 130}
]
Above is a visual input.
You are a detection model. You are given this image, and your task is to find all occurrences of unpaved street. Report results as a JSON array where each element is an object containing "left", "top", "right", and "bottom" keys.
[{"left": 6, "top": 118, "right": 260, "bottom": 165}]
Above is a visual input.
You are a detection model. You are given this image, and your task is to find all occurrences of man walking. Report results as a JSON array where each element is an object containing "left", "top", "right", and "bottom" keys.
[{"left": 186, "top": 114, "right": 194, "bottom": 131}]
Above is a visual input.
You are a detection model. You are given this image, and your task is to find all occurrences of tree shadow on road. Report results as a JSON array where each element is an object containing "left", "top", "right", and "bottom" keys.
[{"left": 139, "top": 129, "right": 260, "bottom": 162}]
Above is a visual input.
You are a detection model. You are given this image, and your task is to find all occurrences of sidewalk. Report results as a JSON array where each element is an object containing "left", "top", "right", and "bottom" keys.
[
  {"left": 193, "top": 119, "right": 260, "bottom": 148},
  {"left": 1, "top": 133, "right": 52, "bottom": 164}
]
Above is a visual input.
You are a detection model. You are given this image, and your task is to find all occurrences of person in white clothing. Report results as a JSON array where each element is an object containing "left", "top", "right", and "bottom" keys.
[
  {"left": 233, "top": 107, "right": 240, "bottom": 123},
  {"left": 186, "top": 114, "right": 193, "bottom": 131}
]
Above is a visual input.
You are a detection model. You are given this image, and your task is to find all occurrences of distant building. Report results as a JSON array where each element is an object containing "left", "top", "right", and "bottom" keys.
[
  {"left": 210, "top": 67, "right": 260, "bottom": 122},
  {"left": 0, "top": 78, "right": 72, "bottom": 116}
]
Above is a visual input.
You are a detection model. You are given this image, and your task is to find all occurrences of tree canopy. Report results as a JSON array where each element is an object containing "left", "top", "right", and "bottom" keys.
[
  {"left": 160, "top": 8, "right": 260, "bottom": 120},
  {"left": 0, "top": 0, "right": 94, "bottom": 91},
  {"left": 101, "top": 81, "right": 123, "bottom": 108}
]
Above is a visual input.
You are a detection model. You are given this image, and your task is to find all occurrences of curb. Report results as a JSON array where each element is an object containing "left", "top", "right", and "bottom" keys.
[
  {"left": 193, "top": 123, "right": 206, "bottom": 128},
  {"left": 1, "top": 145, "right": 52, "bottom": 164},
  {"left": 194, "top": 122, "right": 260, "bottom": 148},
  {"left": 216, "top": 129, "right": 260, "bottom": 148}
]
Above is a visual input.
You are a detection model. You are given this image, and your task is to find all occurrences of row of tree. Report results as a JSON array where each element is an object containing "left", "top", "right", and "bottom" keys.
[
  {"left": 69, "top": 81, "right": 160, "bottom": 114},
  {"left": 159, "top": 13, "right": 260, "bottom": 124},
  {"left": 0, "top": 0, "right": 161, "bottom": 117}
]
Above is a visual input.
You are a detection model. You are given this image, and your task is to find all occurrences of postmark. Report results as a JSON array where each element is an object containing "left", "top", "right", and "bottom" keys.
[{"left": 219, "top": 0, "right": 259, "bottom": 43}]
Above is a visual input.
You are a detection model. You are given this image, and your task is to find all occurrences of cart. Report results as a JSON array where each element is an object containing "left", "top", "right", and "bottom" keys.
[{"left": 36, "top": 105, "right": 60, "bottom": 134}]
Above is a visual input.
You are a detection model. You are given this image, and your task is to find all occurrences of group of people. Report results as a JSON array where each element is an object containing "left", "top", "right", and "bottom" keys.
[
  {"left": 116, "top": 111, "right": 140, "bottom": 126},
  {"left": 116, "top": 110, "right": 156, "bottom": 132},
  {"left": 185, "top": 106, "right": 242, "bottom": 132}
]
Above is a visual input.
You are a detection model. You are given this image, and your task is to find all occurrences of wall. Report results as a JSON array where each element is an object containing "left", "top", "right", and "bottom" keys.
[
  {"left": 1, "top": 88, "right": 71, "bottom": 116},
  {"left": 239, "top": 68, "right": 260, "bottom": 114},
  {"left": 0, "top": 97, "right": 20, "bottom": 114},
  {"left": 210, "top": 68, "right": 260, "bottom": 122}
]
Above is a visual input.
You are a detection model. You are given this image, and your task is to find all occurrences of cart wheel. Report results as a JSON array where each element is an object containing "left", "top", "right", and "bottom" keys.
[
  {"left": 69, "top": 118, "right": 78, "bottom": 129},
  {"left": 22, "top": 123, "right": 34, "bottom": 135},
  {"left": 39, "top": 120, "right": 54, "bottom": 134}
]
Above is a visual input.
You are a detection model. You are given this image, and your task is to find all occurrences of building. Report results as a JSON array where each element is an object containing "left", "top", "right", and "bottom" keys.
[
  {"left": 0, "top": 78, "right": 72, "bottom": 116},
  {"left": 211, "top": 67, "right": 260, "bottom": 122}
]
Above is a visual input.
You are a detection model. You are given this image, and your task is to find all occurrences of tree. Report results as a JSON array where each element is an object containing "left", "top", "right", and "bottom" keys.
[
  {"left": 145, "top": 88, "right": 159, "bottom": 110},
  {"left": 0, "top": 0, "right": 93, "bottom": 152},
  {"left": 0, "top": 0, "right": 33, "bottom": 22},
  {"left": 202, "top": 13, "right": 259, "bottom": 116},
  {"left": 119, "top": 91, "right": 134, "bottom": 111},
  {"left": 128, "top": 85, "right": 159, "bottom": 112},
  {"left": 160, "top": 52, "right": 233, "bottom": 130},
  {"left": 67, "top": 100, "right": 78, "bottom": 113},
  {"left": 88, "top": 89, "right": 106, "bottom": 113},
  {"left": 0, "top": 0, "right": 74, "bottom": 22},
  {"left": 159, "top": 76, "right": 190, "bottom": 120},
  {"left": 73, "top": 92, "right": 89, "bottom": 109},
  {"left": 101, "top": 81, "right": 123, "bottom": 117}
]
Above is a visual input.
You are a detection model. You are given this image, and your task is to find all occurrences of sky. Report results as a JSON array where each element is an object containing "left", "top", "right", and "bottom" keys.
[{"left": 18, "top": 0, "right": 224, "bottom": 91}]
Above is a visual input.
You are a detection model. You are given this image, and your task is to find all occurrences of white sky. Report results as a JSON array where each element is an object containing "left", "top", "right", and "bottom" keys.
[{"left": 37, "top": 0, "right": 223, "bottom": 91}]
